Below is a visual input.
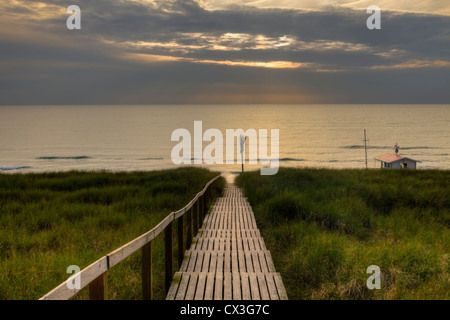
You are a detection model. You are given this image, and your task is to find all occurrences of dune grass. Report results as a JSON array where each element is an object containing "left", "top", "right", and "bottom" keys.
[
  {"left": 236, "top": 168, "right": 449, "bottom": 300},
  {"left": 0, "top": 168, "right": 225, "bottom": 300}
]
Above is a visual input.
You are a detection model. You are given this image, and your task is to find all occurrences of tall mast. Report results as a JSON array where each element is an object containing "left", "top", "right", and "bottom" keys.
[{"left": 363, "top": 129, "right": 369, "bottom": 169}]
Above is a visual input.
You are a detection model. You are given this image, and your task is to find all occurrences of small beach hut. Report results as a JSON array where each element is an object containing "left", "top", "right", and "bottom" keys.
[
  {"left": 374, "top": 154, "right": 421, "bottom": 169},
  {"left": 374, "top": 143, "right": 421, "bottom": 169}
]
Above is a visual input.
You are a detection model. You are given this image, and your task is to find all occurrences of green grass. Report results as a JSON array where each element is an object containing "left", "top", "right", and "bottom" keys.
[
  {"left": 236, "top": 168, "right": 449, "bottom": 300},
  {"left": 0, "top": 168, "right": 225, "bottom": 300}
]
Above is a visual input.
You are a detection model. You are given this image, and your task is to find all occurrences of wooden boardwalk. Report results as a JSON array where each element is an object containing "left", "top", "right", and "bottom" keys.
[{"left": 166, "top": 184, "right": 288, "bottom": 300}]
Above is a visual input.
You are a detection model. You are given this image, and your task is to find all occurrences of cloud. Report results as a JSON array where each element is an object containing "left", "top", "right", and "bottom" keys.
[
  {"left": 370, "top": 59, "right": 450, "bottom": 70},
  {"left": 202, "top": 0, "right": 450, "bottom": 16},
  {"left": 0, "top": 0, "right": 449, "bottom": 104}
]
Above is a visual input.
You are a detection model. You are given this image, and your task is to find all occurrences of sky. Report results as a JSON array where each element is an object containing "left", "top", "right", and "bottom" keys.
[{"left": 0, "top": 0, "right": 449, "bottom": 104}]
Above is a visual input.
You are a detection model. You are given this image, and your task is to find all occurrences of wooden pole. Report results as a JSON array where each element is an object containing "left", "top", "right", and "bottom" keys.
[
  {"left": 201, "top": 194, "right": 206, "bottom": 222},
  {"left": 199, "top": 195, "right": 203, "bottom": 228},
  {"left": 187, "top": 206, "right": 193, "bottom": 248},
  {"left": 177, "top": 215, "right": 184, "bottom": 267},
  {"left": 165, "top": 222, "right": 173, "bottom": 294},
  {"left": 193, "top": 200, "right": 199, "bottom": 235},
  {"left": 89, "top": 274, "right": 107, "bottom": 300},
  {"left": 142, "top": 241, "right": 153, "bottom": 300},
  {"left": 364, "top": 129, "right": 368, "bottom": 169}
]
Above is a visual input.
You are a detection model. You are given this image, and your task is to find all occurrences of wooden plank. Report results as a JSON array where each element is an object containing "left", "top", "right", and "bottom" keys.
[
  {"left": 249, "top": 273, "right": 260, "bottom": 300},
  {"left": 214, "top": 273, "right": 223, "bottom": 300},
  {"left": 274, "top": 273, "right": 288, "bottom": 300},
  {"left": 216, "top": 252, "right": 224, "bottom": 274},
  {"left": 231, "top": 252, "right": 238, "bottom": 273},
  {"left": 204, "top": 273, "right": 215, "bottom": 300},
  {"left": 180, "top": 251, "right": 190, "bottom": 272},
  {"left": 241, "top": 273, "right": 251, "bottom": 300},
  {"left": 245, "top": 252, "right": 254, "bottom": 273},
  {"left": 236, "top": 237, "right": 243, "bottom": 251},
  {"left": 232, "top": 273, "right": 242, "bottom": 300},
  {"left": 220, "top": 238, "right": 226, "bottom": 251},
  {"left": 209, "top": 252, "right": 217, "bottom": 273},
  {"left": 265, "top": 251, "right": 276, "bottom": 272},
  {"left": 218, "top": 209, "right": 224, "bottom": 230},
  {"left": 248, "top": 238, "right": 255, "bottom": 251},
  {"left": 187, "top": 251, "right": 197, "bottom": 272},
  {"left": 175, "top": 273, "right": 190, "bottom": 300},
  {"left": 197, "top": 238, "right": 204, "bottom": 251},
  {"left": 166, "top": 272, "right": 182, "bottom": 300},
  {"left": 208, "top": 238, "right": 215, "bottom": 251},
  {"left": 252, "top": 251, "right": 262, "bottom": 273},
  {"left": 224, "top": 250, "right": 231, "bottom": 273},
  {"left": 257, "top": 238, "right": 266, "bottom": 251},
  {"left": 213, "top": 238, "right": 219, "bottom": 251},
  {"left": 242, "top": 238, "right": 249, "bottom": 251},
  {"left": 194, "top": 251, "right": 204, "bottom": 273},
  {"left": 238, "top": 207, "right": 245, "bottom": 231},
  {"left": 202, "top": 251, "right": 211, "bottom": 272},
  {"left": 259, "top": 251, "right": 269, "bottom": 273},
  {"left": 185, "top": 273, "right": 198, "bottom": 300},
  {"left": 265, "top": 274, "right": 279, "bottom": 300},
  {"left": 224, "top": 273, "right": 232, "bottom": 300},
  {"left": 195, "top": 273, "right": 207, "bottom": 300},
  {"left": 238, "top": 251, "right": 246, "bottom": 273},
  {"left": 257, "top": 273, "right": 270, "bottom": 300}
]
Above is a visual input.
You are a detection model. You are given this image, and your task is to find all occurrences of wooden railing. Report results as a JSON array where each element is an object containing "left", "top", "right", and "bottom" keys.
[{"left": 40, "top": 175, "right": 222, "bottom": 300}]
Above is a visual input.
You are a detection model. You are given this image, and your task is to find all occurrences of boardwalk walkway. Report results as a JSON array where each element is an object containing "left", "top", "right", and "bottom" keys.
[{"left": 166, "top": 184, "right": 288, "bottom": 300}]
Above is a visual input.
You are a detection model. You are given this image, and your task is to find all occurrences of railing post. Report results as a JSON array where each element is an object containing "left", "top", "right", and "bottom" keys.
[
  {"left": 200, "top": 194, "right": 204, "bottom": 227},
  {"left": 178, "top": 215, "right": 184, "bottom": 267},
  {"left": 187, "top": 206, "right": 193, "bottom": 248},
  {"left": 165, "top": 221, "right": 173, "bottom": 294},
  {"left": 142, "top": 241, "right": 153, "bottom": 300},
  {"left": 89, "top": 273, "right": 107, "bottom": 300},
  {"left": 194, "top": 199, "right": 199, "bottom": 234},
  {"left": 202, "top": 193, "right": 206, "bottom": 220}
]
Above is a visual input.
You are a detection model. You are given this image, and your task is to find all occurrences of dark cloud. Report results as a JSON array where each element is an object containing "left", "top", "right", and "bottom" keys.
[{"left": 0, "top": 0, "right": 449, "bottom": 104}]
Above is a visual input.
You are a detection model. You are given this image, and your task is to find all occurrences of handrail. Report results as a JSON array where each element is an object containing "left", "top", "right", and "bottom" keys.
[{"left": 40, "top": 174, "right": 222, "bottom": 300}]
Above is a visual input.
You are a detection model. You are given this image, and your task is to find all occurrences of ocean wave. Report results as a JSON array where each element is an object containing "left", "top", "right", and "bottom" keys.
[
  {"left": 36, "top": 156, "right": 91, "bottom": 160},
  {"left": 0, "top": 166, "right": 31, "bottom": 171},
  {"left": 138, "top": 157, "right": 164, "bottom": 161},
  {"left": 279, "top": 158, "right": 306, "bottom": 162},
  {"left": 190, "top": 157, "right": 306, "bottom": 162},
  {"left": 340, "top": 145, "right": 437, "bottom": 150}
]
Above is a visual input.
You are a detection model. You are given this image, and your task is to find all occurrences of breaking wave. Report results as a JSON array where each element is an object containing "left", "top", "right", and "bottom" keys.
[
  {"left": 35, "top": 156, "right": 91, "bottom": 160},
  {"left": 340, "top": 145, "right": 437, "bottom": 150},
  {"left": 0, "top": 166, "right": 32, "bottom": 171},
  {"left": 138, "top": 157, "right": 164, "bottom": 161}
]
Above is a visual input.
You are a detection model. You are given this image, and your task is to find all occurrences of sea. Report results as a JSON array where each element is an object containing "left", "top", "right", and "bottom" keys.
[{"left": 1, "top": 105, "right": 449, "bottom": 181}]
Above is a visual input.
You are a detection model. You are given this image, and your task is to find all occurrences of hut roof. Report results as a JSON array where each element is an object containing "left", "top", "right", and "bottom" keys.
[{"left": 374, "top": 154, "right": 421, "bottom": 163}]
